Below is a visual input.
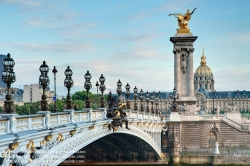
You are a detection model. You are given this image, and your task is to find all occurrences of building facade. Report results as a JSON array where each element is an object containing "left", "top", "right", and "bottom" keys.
[
  {"left": 23, "top": 84, "right": 53, "bottom": 104},
  {"left": 194, "top": 50, "right": 249, "bottom": 112},
  {"left": 0, "top": 54, "right": 7, "bottom": 87}
]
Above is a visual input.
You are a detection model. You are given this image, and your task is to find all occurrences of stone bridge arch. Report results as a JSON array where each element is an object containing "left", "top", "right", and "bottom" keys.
[{"left": 28, "top": 125, "right": 163, "bottom": 166}]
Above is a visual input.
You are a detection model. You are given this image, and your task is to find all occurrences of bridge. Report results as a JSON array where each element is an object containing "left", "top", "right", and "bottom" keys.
[
  {"left": 0, "top": 108, "right": 164, "bottom": 166},
  {"left": 1, "top": 106, "right": 250, "bottom": 165}
]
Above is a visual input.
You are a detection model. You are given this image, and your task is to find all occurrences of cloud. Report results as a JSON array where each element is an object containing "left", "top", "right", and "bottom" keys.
[
  {"left": 112, "top": 46, "right": 172, "bottom": 61},
  {"left": 1, "top": 0, "right": 49, "bottom": 12},
  {"left": 214, "top": 69, "right": 250, "bottom": 91},
  {"left": 0, "top": 42, "right": 93, "bottom": 53},
  {"left": 120, "top": 33, "right": 164, "bottom": 42}
]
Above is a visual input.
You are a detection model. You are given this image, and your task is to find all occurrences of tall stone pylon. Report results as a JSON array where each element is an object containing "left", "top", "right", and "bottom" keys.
[
  {"left": 169, "top": 9, "right": 198, "bottom": 113},
  {"left": 170, "top": 35, "right": 197, "bottom": 111}
]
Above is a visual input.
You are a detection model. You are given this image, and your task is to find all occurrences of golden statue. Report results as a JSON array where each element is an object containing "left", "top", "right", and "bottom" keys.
[{"left": 169, "top": 8, "right": 197, "bottom": 33}]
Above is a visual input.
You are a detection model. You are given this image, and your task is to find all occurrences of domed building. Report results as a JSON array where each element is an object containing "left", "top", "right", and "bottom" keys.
[
  {"left": 194, "top": 49, "right": 214, "bottom": 92},
  {"left": 193, "top": 49, "right": 250, "bottom": 112}
]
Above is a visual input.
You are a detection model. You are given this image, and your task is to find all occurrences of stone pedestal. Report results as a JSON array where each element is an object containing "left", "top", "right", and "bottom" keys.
[
  {"left": 38, "top": 111, "right": 51, "bottom": 129},
  {"left": 83, "top": 108, "right": 93, "bottom": 122},
  {"left": 170, "top": 34, "right": 198, "bottom": 113},
  {"left": 0, "top": 114, "right": 17, "bottom": 133},
  {"left": 64, "top": 109, "right": 75, "bottom": 123},
  {"left": 224, "top": 112, "right": 241, "bottom": 123},
  {"left": 98, "top": 108, "right": 107, "bottom": 119},
  {"left": 169, "top": 112, "right": 181, "bottom": 122},
  {"left": 171, "top": 154, "right": 180, "bottom": 164},
  {"left": 214, "top": 142, "right": 220, "bottom": 154}
]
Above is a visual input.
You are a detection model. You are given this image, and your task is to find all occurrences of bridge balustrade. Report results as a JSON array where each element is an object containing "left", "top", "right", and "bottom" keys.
[{"left": 0, "top": 108, "right": 161, "bottom": 135}]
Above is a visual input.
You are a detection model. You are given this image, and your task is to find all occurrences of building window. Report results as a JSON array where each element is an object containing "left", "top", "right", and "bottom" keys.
[
  {"left": 205, "top": 84, "right": 207, "bottom": 89},
  {"left": 205, "top": 77, "right": 207, "bottom": 80},
  {"left": 210, "top": 84, "right": 211, "bottom": 89}
]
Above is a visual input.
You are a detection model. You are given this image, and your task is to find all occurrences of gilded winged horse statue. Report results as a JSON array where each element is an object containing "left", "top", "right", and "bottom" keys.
[{"left": 169, "top": 8, "right": 197, "bottom": 33}]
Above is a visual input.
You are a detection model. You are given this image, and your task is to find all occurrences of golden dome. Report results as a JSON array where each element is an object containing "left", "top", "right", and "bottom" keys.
[{"left": 195, "top": 49, "right": 213, "bottom": 75}]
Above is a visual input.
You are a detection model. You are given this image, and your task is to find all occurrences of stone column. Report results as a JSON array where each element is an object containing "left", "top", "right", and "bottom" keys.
[
  {"left": 187, "top": 48, "right": 195, "bottom": 97},
  {"left": 174, "top": 48, "right": 181, "bottom": 95},
  {"left": 170, "top": 34, "right": 198, "bottom": 113}
]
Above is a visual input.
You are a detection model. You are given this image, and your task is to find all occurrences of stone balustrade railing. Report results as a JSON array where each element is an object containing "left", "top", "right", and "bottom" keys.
[{"left": 0, "top": 109, "right": 161, "bottom": 135}]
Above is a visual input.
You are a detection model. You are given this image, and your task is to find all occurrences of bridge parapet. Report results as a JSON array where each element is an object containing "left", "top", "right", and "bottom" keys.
[
  {"left": 0, "top": 108, "right": 163, "bottom": 166},
  {"left": 0, "top": 109, "right": 161, "bottom": 135}
]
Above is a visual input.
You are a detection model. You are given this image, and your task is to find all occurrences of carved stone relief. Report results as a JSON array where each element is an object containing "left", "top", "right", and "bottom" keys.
[
  {"left": 180, "top": 53, "right": 188, "bottom": 74},
  {"left": 175, "top": 42, "right": 193, "bottom": 46}
]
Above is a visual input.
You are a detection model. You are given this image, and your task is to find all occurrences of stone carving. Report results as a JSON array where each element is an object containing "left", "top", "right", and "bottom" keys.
[
  {"left": 225, "top": 102, "right": 238, "bottom": 112},
  {"left": 180, "top": 53, "right": 188, "bottom": 74},
  {"left": 175, "top": 42, "right": 193, "bottom": 46},
  {"left": 173, "top": 48, "right": 181, "bottom": 53},
  {"left": 187, "top": 48, "right": 194, "bottom": 53},
  {"left": 179, "top": 103, "right": 190, "bottom": 113},
  {"left": 107, "top": 92, "right": 130, "bottom": 132}
]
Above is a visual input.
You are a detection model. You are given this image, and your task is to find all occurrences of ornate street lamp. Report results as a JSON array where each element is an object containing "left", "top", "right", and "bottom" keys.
[
  {"left": 139, "top": 89, "right": 144, "bottom": 112},
  {"left": 84, "top": 70, "right": 92, "bottom": 108},
  {"left": 170, "top": 87, "right": 179, "bottom": 112},
  {"left": 151, "top": 91, "right": 155, "bottom": 113},
  {"left": 96, "top": 81, "right": 99, "bottom": 108},
  {"left": 99, "top": 74, "right": 106, "bottom": 108},
  {"left": 52, "top": 66, "right": 57, "bottom": 113},
  {"left": 146, "top": 91, "right": 150, "bottom": 112},
  {"left": 125, "top": 83, "right": 131, "bottom": 109},
  {"left": 133, "top": 86, "right": 138, "bottom": 110},
  {"left": 116, "top": 79, "right": 122, "bottom": 103},
  {"left": 2, "top": 53, "right": 16, "bottom": 114},
  {"left": 39, "top": 61, "right": 50, "bottom": 111},
  {"left": 64, "top": 66, "right": 74, "bottom": 109}
]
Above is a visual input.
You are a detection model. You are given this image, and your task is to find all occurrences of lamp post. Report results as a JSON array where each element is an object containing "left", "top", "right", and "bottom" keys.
[
  {"left": 84, "top": 70, "right": 92, "bottom": 108},
  {"left": 133, "top": 86, "right": 138, "bottom": 110},
  {"left": 139, "top": 89, "right": 144, "bottom": 112},
  {"left": 116, "top": 79, "right": 122, "bottom": 103},
  {"left": 39, "top": 61, "right": 50, "bottom": 111},
  {"left": 96, "top": 81, "right": 99, "bottom": 108},
  {"left": 146, "top": 91, "right": 150, "bottom": 112},
  {"left": 151, "top": 91, "right": 155, "bottom": 113},
  {"left": 170, "top": 87, "right": 179, "bottom": 112},
  {"left": 125, "top": 83, "right": 131, "bottom": 109},
  {"left": 52, "top": 66, "right": 57, "bottom": 113},
  {"left": 64, "top": 66, "right": 74, "bottom": 109},
  {"left": 99, "top": 74, "right": 106, "bottom": 108},
  {"left": 2, "top": 53, "right": 16, "bottom": 114}
]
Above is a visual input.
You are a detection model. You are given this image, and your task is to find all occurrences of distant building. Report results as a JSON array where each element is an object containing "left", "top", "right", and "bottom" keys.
[
  {"left": 194, "top": 50, "right": 250, "bottom": 112},
  {"left": 0, "top": 54, "right": 7, "bottom": 87},
  {"left": 23, "top": 84, "right": 53, "bottom": 104}
]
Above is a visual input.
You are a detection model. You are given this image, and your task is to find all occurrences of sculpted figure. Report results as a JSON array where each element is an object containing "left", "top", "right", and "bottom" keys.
[
  {"left": 169, "top": 8, "right": 197, "bottom": 33},
  {"left": 180, "top": 54, "right": 188, "bottom": 74},
  {"left": 107, "top": 92, "right": 130, "bottom": 132}
]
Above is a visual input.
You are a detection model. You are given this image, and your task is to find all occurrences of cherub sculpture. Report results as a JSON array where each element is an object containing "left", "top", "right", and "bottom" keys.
[{"left": 169, "top": 8, "right": 197, "bottom": 33}]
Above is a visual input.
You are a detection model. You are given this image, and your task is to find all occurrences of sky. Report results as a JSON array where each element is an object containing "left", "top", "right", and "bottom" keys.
[{"left": 0, "top": 0, "right": 250, "bottom": 96}]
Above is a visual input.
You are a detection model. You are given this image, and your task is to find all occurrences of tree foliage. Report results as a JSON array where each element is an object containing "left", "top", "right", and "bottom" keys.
[{"left": 11, "top": 90, "right": 108, "bottom": 115}]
